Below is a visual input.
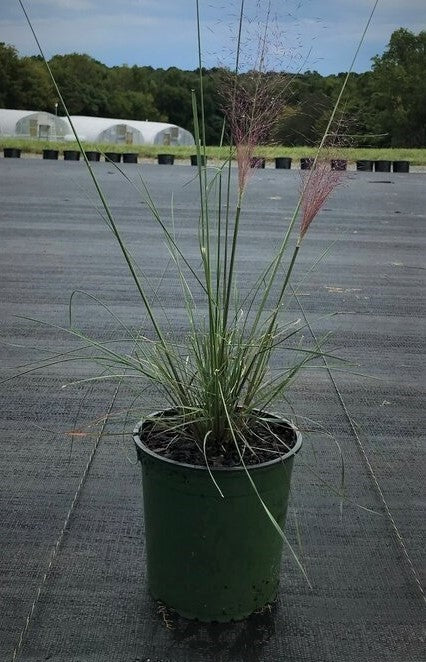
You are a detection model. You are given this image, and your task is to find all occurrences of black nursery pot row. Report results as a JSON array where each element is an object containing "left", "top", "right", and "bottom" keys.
[
  {"left": 45, "top": 150, "right": 139, "bottom": 162},
  {"left": 299, "top": 157, "right": 348, "bottom": 171},
  {"left": 158, "top": 155, "right": 410, "bottom": 172},
  {"left": 2, "top": 148, "right": 140, "bottom": 162},
  {"left": 247, "top": 157, "right": 411, "bottom": 172},
  {"left": 2, "top": 149, "right": 204, "bottom": 165},
  {"left": 58, "top": 151, "right": 209, "bottom": 165},
  {"left": 299, "top": 157, "right": 410, "bottom": 172},
  {"left": 2, "top": 149, "right": 411, "bottom": 173},
  {"left": 63, "top": 150, "right": 139, "bottom": 163},
  {"left": 253, "top": 157, "right": 411, "bottom": 172},
  {"left": 356, "top": 159, "right": 410, "bottom": 172},
  {"left": 157, "top": 154, "right": 207, "bottom": 165}
]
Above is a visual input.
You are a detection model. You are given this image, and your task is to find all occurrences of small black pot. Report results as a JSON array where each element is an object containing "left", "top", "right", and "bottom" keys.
[
  {"left": 275, "top": 157, "right": 292, "bottom": 169},
  {"left": 374, "top": 160, "right": 391, "bottom": 172},
  {"left": 331, "top": 159, "right": 347, "bottom": 171},
  {"left": 393, "top": 160, "right": 410, "bottom": 173},
  {"left": 4, "top": 148, "right": 21, "bottom": 158},
  {"left": 105, "top": 152, "right": 121, "bottom": 163},
  {"left": 63, "top": 150, "right": 80, "bottom": 161},
  {"left": 300, "top": 157, "right": 314, "bottom": 170},
  {"left": 250, "top": 157, "right": 266, "bottom": 168},
  {"left": 42, "top": 149, "right": 59, "bottom": 160},
  {"left": 85, "top": 151, "right": 101, "bottom": 162},
  {"left": 190, "top": 154, "right": 207, "bottom": 166},
  {"left": 158, "top": 153, "right": 175, "bottom": 165},
  {"left": 356, "top": 160, "right": 374, "bottom": 171},
  {"left": 123, "top": 153, "right": 138, "bottom": 164}
]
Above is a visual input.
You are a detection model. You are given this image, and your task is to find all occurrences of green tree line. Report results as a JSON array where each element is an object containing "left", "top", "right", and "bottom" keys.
[{"left": 0, "top": 28, "right": 424, "bottom": 147}]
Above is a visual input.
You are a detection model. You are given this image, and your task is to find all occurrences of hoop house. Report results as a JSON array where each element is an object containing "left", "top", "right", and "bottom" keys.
[
  {"left": 66, "top": 116, "right": 194, "bottom": 146},
  {"left": 0, "top": 109, "right": 69, "bottom": 140},
  {"left": 65, "top": 116, "right": 145, "bottom": 144},
  {"left": 136, "top": 121, "right": 194, "bottom": 146}
]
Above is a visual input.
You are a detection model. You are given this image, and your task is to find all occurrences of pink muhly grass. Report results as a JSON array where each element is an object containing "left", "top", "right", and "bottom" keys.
[
  {"left": 219, "top": 1, "right": 293, "bottom": 196},
  {"left": 299, "top": 155, "right": 346, "bottom": 241},
  {"left": 222, "top": 72, "right": 289, "bottom": 195}
]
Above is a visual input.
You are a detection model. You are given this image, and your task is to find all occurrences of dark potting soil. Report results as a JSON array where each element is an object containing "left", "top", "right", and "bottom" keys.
[{"left": 141, "top": 416, "right": 297, "bottom": 468}]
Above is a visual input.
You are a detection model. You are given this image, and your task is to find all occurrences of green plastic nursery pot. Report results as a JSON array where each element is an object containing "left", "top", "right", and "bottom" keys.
[{"left": 133, "top": 411, "right": 302, "bottom": 622}]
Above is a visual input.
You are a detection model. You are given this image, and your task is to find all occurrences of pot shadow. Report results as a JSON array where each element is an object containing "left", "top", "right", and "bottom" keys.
[{"left": 159, "top": 599, "right": 280, "bottom": 662}]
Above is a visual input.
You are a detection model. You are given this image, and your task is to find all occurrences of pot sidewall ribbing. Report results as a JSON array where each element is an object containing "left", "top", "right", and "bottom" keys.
[{"left": 134, "top": 412, "right": 301, "bottom": 622}]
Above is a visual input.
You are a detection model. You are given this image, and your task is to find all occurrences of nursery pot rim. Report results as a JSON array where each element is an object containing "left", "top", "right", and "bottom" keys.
[{"left": 133, "top": 408, "right": 302, "bottom": 472}]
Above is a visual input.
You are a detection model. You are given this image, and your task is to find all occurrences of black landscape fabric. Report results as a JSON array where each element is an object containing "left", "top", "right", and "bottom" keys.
[{"left": 0, "top": 160, "right": 424, "bottom": 661}]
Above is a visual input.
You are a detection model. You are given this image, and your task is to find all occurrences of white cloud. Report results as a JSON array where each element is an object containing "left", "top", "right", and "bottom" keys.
[{"left": 2, "top": 0, "right": 424, "bottom": 74}]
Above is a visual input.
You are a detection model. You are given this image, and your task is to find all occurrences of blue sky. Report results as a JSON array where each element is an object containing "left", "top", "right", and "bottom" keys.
[{"left": 2, "top": 0, "right": 424, "bottom": 74}]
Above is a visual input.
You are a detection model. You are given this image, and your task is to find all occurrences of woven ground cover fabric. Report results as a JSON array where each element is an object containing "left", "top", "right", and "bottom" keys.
[{"left": 0, "top": 160, "right": 424, "bottom": 661}]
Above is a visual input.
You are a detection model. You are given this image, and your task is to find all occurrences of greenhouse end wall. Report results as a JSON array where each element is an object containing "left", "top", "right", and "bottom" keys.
[{"left": 0, "top": 110, "right": 69, "bottom": 140}]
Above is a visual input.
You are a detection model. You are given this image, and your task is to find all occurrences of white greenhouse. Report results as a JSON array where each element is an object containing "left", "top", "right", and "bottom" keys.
[
  {"left": 0, "top": 109, "right": 69, "bottom": 140},
  {"left": 65, "top": 116, "right": 194, "bottom": 146}
]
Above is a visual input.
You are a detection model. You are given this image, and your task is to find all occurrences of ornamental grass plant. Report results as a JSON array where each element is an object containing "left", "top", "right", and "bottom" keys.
[{"left": 14, "top": 0, "right": 379, "bottom": 550}]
